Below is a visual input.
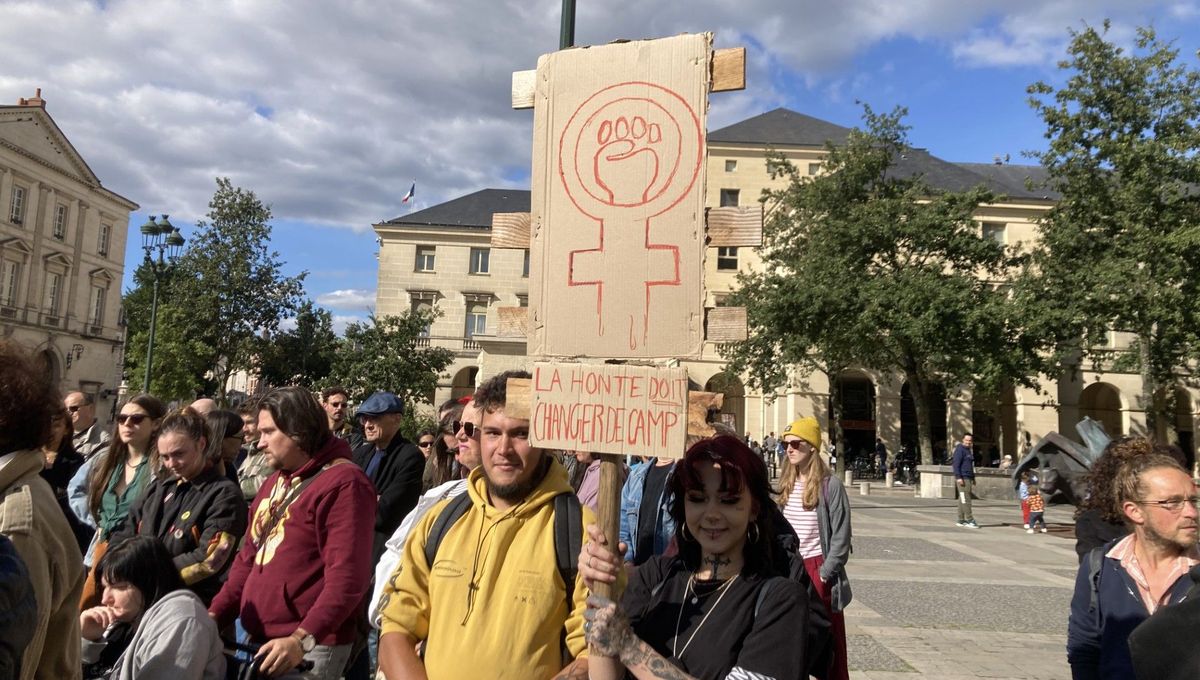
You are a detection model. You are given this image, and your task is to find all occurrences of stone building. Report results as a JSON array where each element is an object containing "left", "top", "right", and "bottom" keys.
[
  {"left": 373, "top": 108, "right": 1196, "bottom": 465},
  {"left": 0, "top": 90, "right": 137, "bottom": 422}
]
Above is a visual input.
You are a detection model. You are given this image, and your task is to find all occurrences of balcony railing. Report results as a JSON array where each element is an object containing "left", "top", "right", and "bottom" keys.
[{"left": 415, "top": 335, "right": 484, "bottom": 353}]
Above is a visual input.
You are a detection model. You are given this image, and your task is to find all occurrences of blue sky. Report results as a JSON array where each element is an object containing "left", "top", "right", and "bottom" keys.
[{"left": 1, "top": 0, "right": 1197, "bottom": 332}]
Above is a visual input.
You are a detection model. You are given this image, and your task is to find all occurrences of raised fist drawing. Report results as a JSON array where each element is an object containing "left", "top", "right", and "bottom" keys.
[{"left": 593, "top": 115, "right": 663, "bottom": 206}]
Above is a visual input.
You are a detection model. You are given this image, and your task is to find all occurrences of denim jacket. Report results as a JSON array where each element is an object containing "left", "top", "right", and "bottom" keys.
[{"left": 619, "top": 460, "right": 675, "bottom": 564}]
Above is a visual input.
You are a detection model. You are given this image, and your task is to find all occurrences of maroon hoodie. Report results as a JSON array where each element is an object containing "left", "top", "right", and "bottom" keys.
[{"left": 210, "top": 435, "right": 377, "bottom": 645}]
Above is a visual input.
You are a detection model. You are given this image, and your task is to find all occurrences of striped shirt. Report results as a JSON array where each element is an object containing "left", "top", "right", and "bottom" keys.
[{"left": 782, "top": 478, "right": 823, "bottom": 559}]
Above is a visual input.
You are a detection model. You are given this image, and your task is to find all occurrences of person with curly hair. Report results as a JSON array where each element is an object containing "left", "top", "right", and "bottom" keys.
[
  {"left": 1067, "top": 449, "right": 1199, "bottom": 679},
  {"left": 0, "top": 339, "right": 86, "bottom": 680},
  {"left": 1073, "top": 437, "right": 1186, "bottom": 562}
]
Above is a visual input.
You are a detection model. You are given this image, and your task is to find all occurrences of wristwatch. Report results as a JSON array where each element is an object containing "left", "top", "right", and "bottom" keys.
[{"left": 291, "top": 629, "right": 316, "bottom": 653}]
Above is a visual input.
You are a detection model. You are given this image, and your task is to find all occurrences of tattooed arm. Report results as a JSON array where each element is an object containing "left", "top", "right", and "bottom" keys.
[
  {"left": 586, "top": 595, "right": 701, "bottom": 680},
  {"left": 551, "top": 657, "right": 589, "bottom": 680}
]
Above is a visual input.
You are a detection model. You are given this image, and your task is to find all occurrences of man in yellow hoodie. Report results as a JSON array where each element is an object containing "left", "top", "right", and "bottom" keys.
[{"left": 378, "top": 370, "right": 595, "bottom": 679}]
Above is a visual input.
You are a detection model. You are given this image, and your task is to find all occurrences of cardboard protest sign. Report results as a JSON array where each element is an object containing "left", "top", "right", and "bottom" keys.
[
  {"left": 527, "top": 33, "right": 711, "bottom": 359},
  {"left": 529, "top": 361, "right": 688, "bottom": 458}
]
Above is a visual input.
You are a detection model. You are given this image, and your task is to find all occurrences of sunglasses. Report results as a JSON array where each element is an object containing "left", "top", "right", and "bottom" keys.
[
  {"left": 784, "top": 439, "right": 808, "bottom": 449},
  {"left": 67, "top": 405, "right": 83, "bottom": 413},
  {"left": 116, "top": 413, "right": 148, "bottom": 426},
  {"left": 451, "top": 421, "right": 478, "bottom": 437},
  {"left": 417, "top": 441, "right": 433, "bottom": 448}
]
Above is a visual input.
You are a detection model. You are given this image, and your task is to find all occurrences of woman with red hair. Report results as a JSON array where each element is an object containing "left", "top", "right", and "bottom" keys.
[{"left": 578, "top": 434, "right": 807, "bottom": 680}]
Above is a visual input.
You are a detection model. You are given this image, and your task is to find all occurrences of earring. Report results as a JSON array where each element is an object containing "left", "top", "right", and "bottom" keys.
[
  {"left": 748, "top": 523, "right": 760, "bottom": 544},
  {"left": 681, "top": 524, "right": 695, "bottom": 542}
]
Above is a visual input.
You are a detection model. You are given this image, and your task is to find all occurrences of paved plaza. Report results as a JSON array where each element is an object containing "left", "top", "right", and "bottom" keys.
[{"left": 843, "top": 484, "right": 1078, "bottom": 680}]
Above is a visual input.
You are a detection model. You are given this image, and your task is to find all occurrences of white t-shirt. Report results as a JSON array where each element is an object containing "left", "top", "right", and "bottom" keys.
[{"left": 369, "top": 477, "right": 469, "bottom": 626}]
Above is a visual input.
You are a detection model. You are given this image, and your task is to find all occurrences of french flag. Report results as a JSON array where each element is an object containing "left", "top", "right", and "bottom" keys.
[{"left": 401, "top": 182, "right": 415, "bottom": 204}]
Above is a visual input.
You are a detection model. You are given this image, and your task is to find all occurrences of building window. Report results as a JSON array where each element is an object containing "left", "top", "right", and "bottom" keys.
[
  {"left": 0, "top": 260, "right": 19, "bottom": 306},
  {"left": 522, "top": 250, "right": 530, "bottom": 278},
  {"left": 517, "top": 294, "right": 528, "bottom": 307},
  {"left": 465, "top": 302, "right": 488, "bottom": 336},
  {"left": 981, "top": 222, "right": 1006, "bottom": 243},
  {"left": 725, "top": 160, "right": 737, "bottom": 172},
  {"left": 45, "top": 272, "right": 62, "bottom": 315},
  {"left": 9, "top": 186, "right": 25, "bottom": 225},
  {"left": 716, "top": 247, "right": 738, "bottom": 271},
  {"left": 469, "top": 247, "right": 490, "bottom": 275},
  {"left": 98, "top": 223, "right": 111, "bottom": 256},
  {"left": 409, "top": 291, "right": 436, "bottom": 336},
  {"left": 719, "top": 189, "right": 739, "bottom": 207},
  {"left": 53, "top": 204, "right": 67, "bottom": 240},
  {"left": 415, "top": 245, "right": 436, "bottom": 272},
  {"left": 90, "top": 285, "right": 106, "bottom": 326},
  {"left": 808, "top": 162, "right": 822, "bottom": 176}
]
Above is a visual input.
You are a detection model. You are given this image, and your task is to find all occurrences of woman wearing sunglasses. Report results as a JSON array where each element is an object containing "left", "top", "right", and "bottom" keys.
[
  {"left": 77, "top": 394, "right": 168, "bottom": 609},
  {"left": 778, "top": 417, "right": 853, "bottom": 680}
]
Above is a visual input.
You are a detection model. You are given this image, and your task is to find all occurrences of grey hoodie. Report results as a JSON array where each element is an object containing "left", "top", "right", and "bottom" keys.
[{"left": 81, "top": 590, "right": 224, "bottom": 680}]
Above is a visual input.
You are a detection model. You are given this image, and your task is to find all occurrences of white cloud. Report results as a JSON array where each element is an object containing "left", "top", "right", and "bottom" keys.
[
  {"left": 315, "top": 288, "right": 376, "bottom": 311},
  {"left": 0, "top": 0, "right": 1183, "bottom": 232}
]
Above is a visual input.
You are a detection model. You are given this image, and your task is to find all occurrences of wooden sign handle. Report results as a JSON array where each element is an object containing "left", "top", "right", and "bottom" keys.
[{"left": 592, "top": 454, "right": 624, "bottom": 601}]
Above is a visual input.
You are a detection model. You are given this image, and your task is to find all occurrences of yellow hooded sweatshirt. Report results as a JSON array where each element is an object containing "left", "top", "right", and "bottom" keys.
[{"left": 381, "top": 456, "right": 594, "bottom": 679}]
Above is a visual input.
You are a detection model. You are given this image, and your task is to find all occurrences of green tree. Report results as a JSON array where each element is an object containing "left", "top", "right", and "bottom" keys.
[
  {"left": 724, "top": 106, "right": 1050, "bottom": 465},
  {"left": 1024, "top": 22, "right": 1200, "bottom": 436},
  {"left": 258, "top": 300, "right": 338, "bottom": 390},
  {"left": 123, "top": 178, "right": 307, "bottom": 402},
  {"left": 327, "top": 310, "right": 455, "bottom": 408}
]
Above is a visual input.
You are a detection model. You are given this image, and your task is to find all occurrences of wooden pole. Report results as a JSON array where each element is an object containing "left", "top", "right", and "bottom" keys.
[{"left": 592, "top": 453, "right": 623, "bottom": 600}]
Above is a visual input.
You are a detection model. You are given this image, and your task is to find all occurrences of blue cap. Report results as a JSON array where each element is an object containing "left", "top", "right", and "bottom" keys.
[{"left": 356, "top": 391, "right": 404, "bottom": 417}]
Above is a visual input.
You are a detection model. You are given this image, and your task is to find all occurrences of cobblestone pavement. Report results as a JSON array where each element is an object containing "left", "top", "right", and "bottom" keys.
[{"left": 843, "top": 484, "right": 1078, "bottom": 680}]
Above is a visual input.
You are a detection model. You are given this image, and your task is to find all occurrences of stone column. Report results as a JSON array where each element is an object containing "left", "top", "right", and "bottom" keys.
[{"left": 0, "top": 169, "right": 11, "bottom": 222}]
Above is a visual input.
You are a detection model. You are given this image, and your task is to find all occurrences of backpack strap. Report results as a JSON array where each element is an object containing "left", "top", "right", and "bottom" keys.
[
  {"left": 423, "top": 492, "right": 473, "bottom": 569},
  {"left": 554, "top": 492, "right": 583, "bottom": 609},
  {"left": 1087, "top": 545, "right": 1104, "bottom": 613},
  {"left": 754, "top": 578, "right": 776, "bottom": 618}
]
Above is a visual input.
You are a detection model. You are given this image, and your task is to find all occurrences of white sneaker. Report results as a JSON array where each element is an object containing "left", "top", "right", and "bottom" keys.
[
  {"left": 1040, "top": 528, "right": 1048, "bottom": 534},
  {"left": 1023, "top": 524, "right": 1030, "bottom": 529},
  {"left": 1026, "top": 528, "right": 1034, "bottom": 534}
]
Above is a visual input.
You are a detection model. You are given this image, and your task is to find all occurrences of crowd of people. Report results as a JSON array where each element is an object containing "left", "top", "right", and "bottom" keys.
[{"left": 5, "top": 326, "right": 1199, "bottom": 680}]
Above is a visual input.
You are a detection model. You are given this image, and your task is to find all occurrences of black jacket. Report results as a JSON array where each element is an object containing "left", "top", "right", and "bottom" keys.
[
  {"left": 352, "top": 432, "right": 425, "bottom": 563},
  {"left": 109, "top": 466, "right": 247, "bottom": 604}
]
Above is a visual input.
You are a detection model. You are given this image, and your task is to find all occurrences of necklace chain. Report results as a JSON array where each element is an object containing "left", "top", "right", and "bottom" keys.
[{"left": 672, "top": 573, "right": 739, "bottom": 660}]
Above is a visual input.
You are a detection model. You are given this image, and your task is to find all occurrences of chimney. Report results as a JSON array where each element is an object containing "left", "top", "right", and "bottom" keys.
[{"left": 17, "top": 88, "right": 45, "bottom": 108}]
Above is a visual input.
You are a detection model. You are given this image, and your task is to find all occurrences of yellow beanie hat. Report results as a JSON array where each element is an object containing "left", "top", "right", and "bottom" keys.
[{"left": 782, "top": 417, "right": 821, "bottom": 448}]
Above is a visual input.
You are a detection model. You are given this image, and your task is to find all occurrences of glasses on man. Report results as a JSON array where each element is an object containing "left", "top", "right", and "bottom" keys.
[
  {"left": 1136, "top": 497, "right": 1200, "bottom": 514},
  {"left": 452, "top": 421, "right": 477, "bottom": 438},
  {"left": 116, "top": 413, "right": 148, "bottom": 426},
  {"left": 327, "top": 401, "right": 348, "bottom": 410},
  {"left": 67, "top": 405, "right": 82, "bottom": 413}
]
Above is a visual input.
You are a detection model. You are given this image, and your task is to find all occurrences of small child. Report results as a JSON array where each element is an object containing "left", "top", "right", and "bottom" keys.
[{"left": 1020, "top": 471, "right": 1047, "bottom": 533}]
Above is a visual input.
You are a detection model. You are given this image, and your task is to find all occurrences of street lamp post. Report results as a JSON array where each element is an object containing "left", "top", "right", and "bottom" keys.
[{"left": 141, "top": 214, "right": 185, "bottom": 393}]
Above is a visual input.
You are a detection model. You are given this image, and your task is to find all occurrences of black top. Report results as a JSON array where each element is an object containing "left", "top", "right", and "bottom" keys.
[
  {"left": 1073, "top": 508, "right": 1129, "bottom": 563},
  {"left": 109, "top": 467, "right": 248, "bottom": 604},
  {"left": 622, "top": 556, "right": 807, "bottom": 680},
  {"left": 351, "top": 432, "right": 425, "bottom": 563}
]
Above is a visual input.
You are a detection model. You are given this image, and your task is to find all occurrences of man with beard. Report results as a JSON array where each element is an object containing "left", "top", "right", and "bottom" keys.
[
  {"left": 209, "top": 387, "right": 376, "bottom": 679},
  {"left": 377, "top": 370, "right": 596, "bottom": 680},
  {"left": 1068, "top": 446, "right": 1200, "bottom": 680}
]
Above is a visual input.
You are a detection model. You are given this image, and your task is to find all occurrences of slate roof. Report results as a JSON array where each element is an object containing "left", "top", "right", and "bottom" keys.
[
  {"left": 709, "top": 108, "right": 852, "bottom": 146},
  {"left": 956, "top": 162, "right": 1059, "bottom": 201},
  {"left": 382, "top": 188, "right": 530, "bottom": 228},
  {"left": 391, "top": 111, "right": 1056, "bottom": 226}
]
